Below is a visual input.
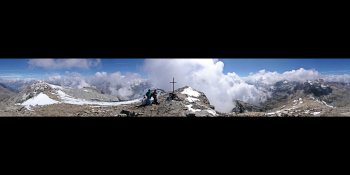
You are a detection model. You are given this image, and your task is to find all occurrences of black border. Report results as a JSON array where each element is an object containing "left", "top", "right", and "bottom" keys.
[{"left": 2, "top": 47, "right": 350, "bottom": 58}]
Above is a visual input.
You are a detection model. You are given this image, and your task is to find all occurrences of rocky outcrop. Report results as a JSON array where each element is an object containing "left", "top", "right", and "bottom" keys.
[
  {"left": 270, "top": 79, "right": 332, "bottom": 97},
  {"left": 0, "top": 84, "right": 15, "bottom": 102},
  {"left": 232, "top": 100, "right": 263, "bottom": 113},
  {"left": 6, "top": 81, "right": 55, "bottom": 104},
  {"left": 112, "top": 86, "right": 219, "bottom": 117},
  {"left": 64, "top": 86, "right": 120, "bottom": 102},
  {"left": 260, "top": 79, "right": 334, "bottom": 111},
  {"left": 303, "top": 79, "right": 332, "bottom": 97}
]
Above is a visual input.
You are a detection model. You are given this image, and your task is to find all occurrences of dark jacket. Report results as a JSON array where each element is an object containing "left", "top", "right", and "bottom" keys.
[{"left": 146, "top": 91, "right": 152, "bottom": 99}]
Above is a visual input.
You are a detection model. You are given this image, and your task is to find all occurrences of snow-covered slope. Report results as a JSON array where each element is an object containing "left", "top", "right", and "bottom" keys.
[
  {"left": 14, "top": 83, "right": 219, "bottom": 117},
  {"left": 22, "top": 93, "right": 59, "bottom": 110},
  {"left": 16, "top": 81, "right": 141, "bottom": 110}
]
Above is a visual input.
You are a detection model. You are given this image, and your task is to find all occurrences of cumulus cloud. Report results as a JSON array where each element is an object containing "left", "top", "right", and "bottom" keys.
[
  {"left": 243, "top": 68, "right": 321, "bottom": 86},
  {"left": 47, "top": 72, "right": 89, "bottom": 89},
  {"left": 143, "top": 59, "right": 266, "bottom": 112},
  {"left": 88, "top": 71, "right": 152, "bottom": 100},
  {"left": 28, "top": 59, "right": 101, "bottom": 69},
  {"left": 243, "top": 68, "right": 350, "bottom": 85}
]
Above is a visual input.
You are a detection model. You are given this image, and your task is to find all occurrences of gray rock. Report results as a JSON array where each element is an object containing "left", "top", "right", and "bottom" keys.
[
  {"left": 121, "top": 110, "right": 138, "bottom": 117},
  {"left": 186, "top": 113, "right": 196, "bottom": 117},
  {"left": 281, "top": 113, "right": 289, "bottom": 117},
  {"left": 118, "top": 114, "right": 128, "bottom": 117},
  {"left": 232, "top": 100, "right": 262, "bottom": 113}
]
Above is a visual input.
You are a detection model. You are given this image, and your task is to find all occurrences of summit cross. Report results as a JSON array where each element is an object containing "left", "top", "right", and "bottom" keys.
[{"left": 170, "top": 77, "right": 177, "bottom": 94}]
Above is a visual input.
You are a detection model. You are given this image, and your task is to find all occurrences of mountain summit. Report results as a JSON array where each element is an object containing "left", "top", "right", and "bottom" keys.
[
  {"left": 121, "top": 86, "right": 219, "bottom": 117},
  {"left": 1, "top": 79, "right": 350, "bottom": 117},
  {"left": 0, "top": 82, "right": 219, "bottom": 117}
]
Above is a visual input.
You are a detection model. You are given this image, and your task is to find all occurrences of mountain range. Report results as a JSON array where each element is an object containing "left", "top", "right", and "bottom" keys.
[{"left": 0, "top": 79, "right": 350, "bottom": 117}]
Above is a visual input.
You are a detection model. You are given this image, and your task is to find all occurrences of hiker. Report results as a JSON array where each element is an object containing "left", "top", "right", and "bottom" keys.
[
  {"left": 152, "top": 89, "right": 159, "bottom": 105},
  {"left": 145, "top": 89, "right": 152, "bottom": 105},
  {"left": 141, "top": 95, "right": 147, "bottom": 106}
]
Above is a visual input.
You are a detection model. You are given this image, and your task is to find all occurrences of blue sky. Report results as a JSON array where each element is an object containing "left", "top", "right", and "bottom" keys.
[
  {"left": 221, "top": 59, "right": 350, "bottom": 76},
  {"left": 0, "top": 59, "right": 145, "bottom": 79},
  {"left": 0, "top": 59, "right": 350, "bottom": 79}
]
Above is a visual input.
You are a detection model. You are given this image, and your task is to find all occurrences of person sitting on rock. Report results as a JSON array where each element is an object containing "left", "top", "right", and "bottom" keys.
[
  {"left": 152, "top": 89, "right": 159, "bottom": 105},
  {"left": 140, "top": 95, "right": 147, "bottom": 106}
]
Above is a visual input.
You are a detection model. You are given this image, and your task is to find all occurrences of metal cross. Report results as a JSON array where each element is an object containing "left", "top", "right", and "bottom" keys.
[{"left": 169, "top": 77, "right": 177, "bottom": 94}]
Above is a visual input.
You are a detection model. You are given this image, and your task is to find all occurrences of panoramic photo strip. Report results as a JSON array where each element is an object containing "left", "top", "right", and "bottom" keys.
[{"left": 1, "top": 58, "right": 350, "bottom": 117}]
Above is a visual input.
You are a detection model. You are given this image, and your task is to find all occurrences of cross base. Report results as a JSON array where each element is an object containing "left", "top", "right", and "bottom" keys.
[{"left": 168, "top": 92, "right": 180, "bottom": 101}]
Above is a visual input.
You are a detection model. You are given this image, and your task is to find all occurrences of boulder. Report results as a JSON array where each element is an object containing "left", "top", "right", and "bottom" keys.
[{"left": 186, "top": 113, "right": 196, "bottom": 117}]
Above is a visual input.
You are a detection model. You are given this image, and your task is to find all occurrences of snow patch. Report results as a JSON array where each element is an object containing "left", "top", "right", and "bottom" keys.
[
  {"left": 186, "top": 97, "right": 200, "bottom": 103},
  {"left": 322, "top": 101, "right": 334, "bottom": 108},
  {"left": 313, "top": 112, "right": 321, "bottom": 116},
  {"left": 206, "top": 109, "right": 217, "bottom": 116},
  {"left": 22, "top": 93, "right": 59, "bottom": 110},
  {"left": 181, "top": 87, "right": 200, "bottom": 97},
  {"left": 47, "top": 83, "right": 63, "bottom": 90},
  {"left": 185, "top": 104, "right": 201, "bottom": 112}
]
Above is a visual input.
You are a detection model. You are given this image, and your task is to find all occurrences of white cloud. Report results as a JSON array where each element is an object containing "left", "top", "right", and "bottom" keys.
[
  {"left": 143, "top": 59, "right": 266, "bottom": 112},
  {"left": 87, "top": 71, "right": 151, "bottom": 100},
  {"left": 322, "top": 74, "right": 350, "bottom": 83},
  {"left": 243, "top": 68, "right": 321, "bottom": 86},
  {"left": 28, "top": 59, "right": 101, "bottom": 69},
  {"left": 47, "top": 72, "right": 89, "bottom": 89},
  {"left": 0, "top": 74, "right": 23, "bottom": 79}
]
